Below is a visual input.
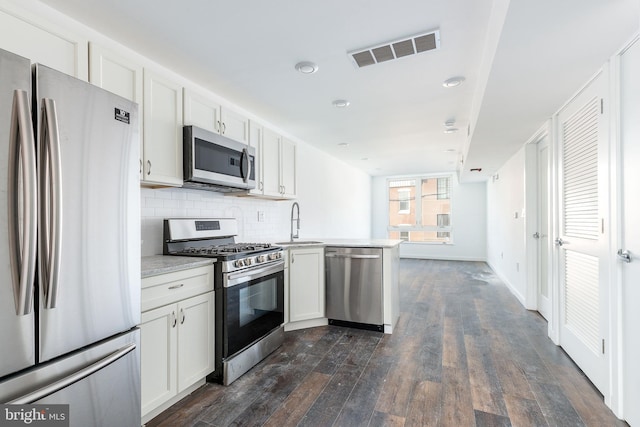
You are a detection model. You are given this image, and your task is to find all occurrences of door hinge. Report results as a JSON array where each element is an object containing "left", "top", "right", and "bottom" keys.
[
  {"left": 600, "top": 98, "right": 604, "bottom": 114},
  {"left": 602, "top": 339, "right": 605, "bottom": 354}
]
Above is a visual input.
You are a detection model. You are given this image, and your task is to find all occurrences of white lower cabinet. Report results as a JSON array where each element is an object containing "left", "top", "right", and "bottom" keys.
[
  {"left": 141, "top": 265, "right": 214, "bottom": 422},
  {"left": 141, "top": 303, "right": 177, "bottom": 415},
  {"left": 177, "top": 293, "right": 215, "bottom": 390},
  {"left": 287, "top": 247, "right": 325, "bottom": 325}
]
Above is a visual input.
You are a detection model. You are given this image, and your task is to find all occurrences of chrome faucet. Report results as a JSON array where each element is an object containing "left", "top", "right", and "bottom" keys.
[{"left": 290, "top": 202, "right": 300, "bottom": 241}]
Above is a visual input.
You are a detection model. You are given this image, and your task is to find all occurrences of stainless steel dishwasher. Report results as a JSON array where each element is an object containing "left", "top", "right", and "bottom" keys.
[{"left": 325, "top": 247, "right": 384, "bottom": 332}]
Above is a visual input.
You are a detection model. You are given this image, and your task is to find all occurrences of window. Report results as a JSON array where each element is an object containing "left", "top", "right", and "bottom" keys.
[
  {"left": 437, "top": 177, "right": 450, "bottom": 200},
  {"left": 398, "top": 189, "right": 411, "bottom": 213},
  {"left": 436, "top": 214, "right": 450, "bottom": 239},
  {"left": 388, "top": 175, "right": 452, "bottom": 243}
]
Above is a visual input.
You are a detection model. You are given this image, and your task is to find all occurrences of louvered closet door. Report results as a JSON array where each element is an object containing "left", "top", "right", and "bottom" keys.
[{"left": 557, "top": 70, "right": 609, "bottom": 395}]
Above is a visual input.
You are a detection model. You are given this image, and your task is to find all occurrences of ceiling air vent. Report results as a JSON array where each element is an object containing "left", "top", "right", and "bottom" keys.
[{"left": 349, "top": 30, "right": 440, "bottom": 68}]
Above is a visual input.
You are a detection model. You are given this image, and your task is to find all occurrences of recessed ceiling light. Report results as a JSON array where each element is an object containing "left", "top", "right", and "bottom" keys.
[
  {"left": 444, "top": 119, "right": 456, "bottom": 127},
  {"left": 332, "top": 99, "right": 351, "bottom": 108},
  {"left": 295, "top": 61, "right": 319, "bottom": 74},
  {"left": 444, "top": 128, "right": 459, "bottom": 134},
  {"left": 442, "top": 76, "right": 465, "bottom": 88},
  {"left": 337, "top": 142, "right": 349, "bottom": 147}
]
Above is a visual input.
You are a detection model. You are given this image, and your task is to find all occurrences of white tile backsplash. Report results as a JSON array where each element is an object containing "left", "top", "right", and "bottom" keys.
[{"left": 141, "top": 187, "right": 292, "bottom": 256}]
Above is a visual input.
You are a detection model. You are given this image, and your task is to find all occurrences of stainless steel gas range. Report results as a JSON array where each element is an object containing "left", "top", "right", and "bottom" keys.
[{"left": 163, "top": 218, "right": 284, "bottom": 385}]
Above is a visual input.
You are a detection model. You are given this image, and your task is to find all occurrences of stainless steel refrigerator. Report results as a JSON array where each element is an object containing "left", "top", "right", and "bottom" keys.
[{"left": 0, "top": 47, "right": 141, "bottom": 426}]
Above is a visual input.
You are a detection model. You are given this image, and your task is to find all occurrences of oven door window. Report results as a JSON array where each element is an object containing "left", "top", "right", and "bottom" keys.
[{"left": 224, "top": 270, "right": 284, "bottom": 357}]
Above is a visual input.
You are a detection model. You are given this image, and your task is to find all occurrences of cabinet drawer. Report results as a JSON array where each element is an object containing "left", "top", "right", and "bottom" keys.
[{"left": 142, "top": 265, "right": 214, "bottom": 312}]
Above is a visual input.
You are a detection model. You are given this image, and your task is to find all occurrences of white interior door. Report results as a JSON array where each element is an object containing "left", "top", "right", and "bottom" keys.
[
  {"left": 536, "top": 136, "right": 551, "bottom": 320},
  {"left": 556, "top": 69, "right": 609, "bottom": 395},
  {"left": 619, "top": 37, "right": 640, "bottom": 427}
]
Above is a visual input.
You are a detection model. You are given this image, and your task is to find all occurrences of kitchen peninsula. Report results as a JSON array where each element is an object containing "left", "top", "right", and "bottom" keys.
[{"left": 275, "top": 239, "right": 402, "bottom": 334}]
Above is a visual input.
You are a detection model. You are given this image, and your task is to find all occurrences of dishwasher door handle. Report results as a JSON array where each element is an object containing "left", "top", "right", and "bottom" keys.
[{"left": 325, "top": 252, "right": 381, "bottom": 259}]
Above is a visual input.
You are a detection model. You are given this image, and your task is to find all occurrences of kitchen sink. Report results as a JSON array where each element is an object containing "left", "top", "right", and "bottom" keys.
[{"left": 275, "top": 240, "right": 323, "bottom": 245}]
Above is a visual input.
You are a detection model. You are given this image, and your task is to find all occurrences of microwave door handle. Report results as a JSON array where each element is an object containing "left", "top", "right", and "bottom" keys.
[
  {"left": 8, "top": 90, "right": 38, "bottom": 316},
  {"left": 241, "top": 148, "right": 249, "bottom": 183}
]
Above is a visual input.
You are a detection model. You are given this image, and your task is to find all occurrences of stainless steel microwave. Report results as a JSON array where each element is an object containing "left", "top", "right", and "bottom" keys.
[{"left": 183, "top": 125, "right": 256, "bottom": 192}]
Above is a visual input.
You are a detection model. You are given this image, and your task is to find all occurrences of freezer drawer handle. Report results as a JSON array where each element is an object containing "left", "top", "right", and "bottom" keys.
[
  {"left": 9, "top": 343, "right": 137, "bottom": 404},
  {"left": 325, "top": 253, "right": 381, "bottom": 259},
  {"left": 8, "top": 90, "right": 38, "bottom": 316},
  {"left": 39, "top": 98, "right": 63, "bottom": 309}
]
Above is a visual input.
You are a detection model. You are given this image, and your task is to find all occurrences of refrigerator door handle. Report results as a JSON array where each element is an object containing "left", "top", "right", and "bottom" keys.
[
  {"left": 8, "top": 90, "right": 38, "bottom": 316},
  {"left": 8, "top": 343, "right": 136, "bottom": 404},
  {"left": 39, "top": 98, "right": 63, "bottom": 309}
]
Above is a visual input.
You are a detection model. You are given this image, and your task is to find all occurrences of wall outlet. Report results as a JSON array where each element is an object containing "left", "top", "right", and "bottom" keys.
[{"left": 257, "top": 211, "right": 265, "bottom": 222}]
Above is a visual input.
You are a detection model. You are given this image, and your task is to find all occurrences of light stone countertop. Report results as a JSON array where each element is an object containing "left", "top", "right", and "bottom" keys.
[
  {"left": 141, "top": 255, "right": 215, "bottom": 278},
  {"left": 272, "top": 239, "right": 403, "bottom": 249}
]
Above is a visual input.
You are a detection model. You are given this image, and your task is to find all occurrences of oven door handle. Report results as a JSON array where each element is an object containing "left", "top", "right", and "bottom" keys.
[{"left": 225, "top": 260, "right": 284, "bottom": 287}]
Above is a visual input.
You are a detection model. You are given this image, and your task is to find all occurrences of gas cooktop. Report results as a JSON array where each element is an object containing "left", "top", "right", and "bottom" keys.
[{"left": 163, "top": 218, "right": 283, "bottom": 271}]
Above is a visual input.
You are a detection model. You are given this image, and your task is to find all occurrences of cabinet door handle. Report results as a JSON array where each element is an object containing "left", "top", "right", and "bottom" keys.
[
  {"left": 291, "top": 254, "right": 294, "bottom": 263},
  {"left": 222, "top": 122, "right": 226, "bottom": 134},
  {"left": 259, "top": 181, "right": 263, "bottom": 191},
  {"left": 139, "top": 158, "right": 142, "bottom": 175},
  {"left": 147, "top": 160, "right": 151, "bottom": 176},
  {"left": 171, "top": 311, "right": 177, "bottom": 328},
  {"left": 168, "top": 283, "right": 184, "bottom": 290},
  {"left": 217, "top": 120, "right": 221, "bottom": 133},
  {"left": 180, "top": 308, "right": 185, "bottom": 324}
]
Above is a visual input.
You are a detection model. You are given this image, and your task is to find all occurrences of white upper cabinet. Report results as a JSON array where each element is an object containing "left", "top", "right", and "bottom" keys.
[
  {"left": 250, "top": 126, "right": 297, "bottom": 199},
  {"left": 183, "top": 88, "right": 221, "bottom": 134},
  {"left": 88, "top": 43, "right": 144, "bottom": 178},
  {"left": 248, "top": 121, "right": 264, "bottom": 196},
  {"left": 220, "top": 107, "right": 249, "bottom": 143},
  {"left": 143, "top": 69, "right": 184, "bottom": 186},
  {"left": 89, "top": 43, "right": 143, "bottom": 103},
  {"left": 261, "top": 127, "right": 283, "bottom": 197},
  {"left": 0, "top": 4, "right": 88, "bottom": 79},
  {"left": 183, "top": 88, "right": 248, "bottom": 144},
  {"left": 280, "top": 137, "right": 297, "bottom": 199}
]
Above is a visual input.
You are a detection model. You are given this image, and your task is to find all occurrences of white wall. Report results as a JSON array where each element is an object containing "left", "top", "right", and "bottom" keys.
[
  {"left": 371, "top": 173, "right": 487, "bottom": 261},
  {"left": 294, "top": 143, "right": 371, "bottom": 240},
  {"left": 486, "top": 148, "right": 528, "bottom": 305},
  {"left": 141, "top": 141, "right": 371, "bottom": 256}
]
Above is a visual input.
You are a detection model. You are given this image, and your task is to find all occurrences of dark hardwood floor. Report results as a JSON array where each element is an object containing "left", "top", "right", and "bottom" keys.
[{"left": 146, "top": 259, "right": 627, "bottom": 427}]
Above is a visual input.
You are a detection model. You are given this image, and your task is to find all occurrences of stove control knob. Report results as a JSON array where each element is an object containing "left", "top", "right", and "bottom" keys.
[
  {"left": 234, "top": 259, "right": 245, "bottom": 268},
  {"left": 257, "top": 255, "right": 266, "bottom": 263},
  {"left": 245, "top": 258, "right": 253, "bottom": 266}
]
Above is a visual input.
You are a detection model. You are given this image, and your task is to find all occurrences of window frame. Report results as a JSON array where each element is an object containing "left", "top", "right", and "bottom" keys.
[{"left": 387, "top": 174, "right": 453, "bottom": 244}]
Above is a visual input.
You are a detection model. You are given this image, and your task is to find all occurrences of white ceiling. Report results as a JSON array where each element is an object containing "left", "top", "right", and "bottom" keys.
[{"left": 39, "top": 0, "right": 639, "bottom": 181}]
